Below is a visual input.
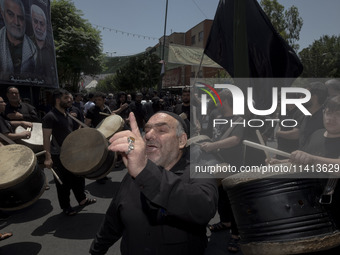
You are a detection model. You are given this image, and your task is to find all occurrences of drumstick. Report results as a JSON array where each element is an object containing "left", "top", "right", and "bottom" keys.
[
  {"left": 26, "top": 127, "right": 32, "bottom": 132},
  {"left": 47, "top": 168, "right": 63, "bottom": 185},
  {"left": 35, "top": 150, "right": 46, "bottom": 157},
  {"left": 67, "top": 113, "right": 89, "bottom": 128},
  {"left": 243, "top": 140, "right": 291, "bottom": 158},
  {"left": 256, "top": 130, "right": 271, "bottom": 161},
  {"left": 99, "top": 112, "right": 111, "bottom": 116}
]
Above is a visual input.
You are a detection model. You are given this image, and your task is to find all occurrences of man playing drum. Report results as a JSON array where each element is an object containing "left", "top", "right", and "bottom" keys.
[
  {"left": 85, "top": 91, "right": 112, "bottom": 128},
  {"left": 42, "top": 89, "right": 96, "bottom": 216},
  {"left": 0, "top": 96, "right": 32, "bottom": 142},
  {"left": 270, "top": 95, "right": 340, "bottom": 254}
]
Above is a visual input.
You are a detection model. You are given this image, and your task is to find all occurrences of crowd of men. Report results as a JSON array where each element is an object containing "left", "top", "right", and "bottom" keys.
[{"left": 1, "top": 79, "right": 340, "bottom": 254}]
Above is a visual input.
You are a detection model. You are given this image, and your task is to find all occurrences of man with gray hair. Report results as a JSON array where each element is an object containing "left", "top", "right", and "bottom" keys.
[
  {"left": 30, "top": 3, "right": 56, "bottom": 84},
  {"left": 0, "top": 0, "right": 37, "bottom": 77}
]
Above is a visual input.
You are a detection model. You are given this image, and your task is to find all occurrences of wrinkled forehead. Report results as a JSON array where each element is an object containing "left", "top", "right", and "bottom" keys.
[{"left": 147, "top": 113, "right": 177, "bottom": 128}]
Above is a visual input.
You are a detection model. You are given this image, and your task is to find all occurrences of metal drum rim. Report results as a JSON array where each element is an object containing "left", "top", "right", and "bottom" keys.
[{"left": 240, "top": 231, "right": 340, "bottom": 255}]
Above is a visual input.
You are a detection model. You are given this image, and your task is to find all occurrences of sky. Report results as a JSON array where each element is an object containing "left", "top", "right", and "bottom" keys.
[{"left": 70, "top": 0, "right": 340, "bottom": 57}]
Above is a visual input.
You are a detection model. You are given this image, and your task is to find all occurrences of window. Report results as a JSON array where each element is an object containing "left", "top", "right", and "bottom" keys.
[
  {"left": 199, "top": 31, "right": 204, "bottom": 42},
  {"left": 191, "top": 35, "right": 196, "bottom": 45}
]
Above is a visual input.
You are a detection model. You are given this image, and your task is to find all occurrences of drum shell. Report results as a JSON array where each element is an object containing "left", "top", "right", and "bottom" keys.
[
  {"left": 60, "top": 128, "right": 116, "bottom": 180},
  {"left": 0, "top": 144, "right": 46, "bottom": 211},
  {"left": 222, "top": 171, "right": 340, "bottom": 254}
]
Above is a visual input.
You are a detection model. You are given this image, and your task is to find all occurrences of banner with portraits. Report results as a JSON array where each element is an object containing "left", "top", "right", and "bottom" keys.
[{"left": 0, "top": 0, "right": 58, "bottom": 88}]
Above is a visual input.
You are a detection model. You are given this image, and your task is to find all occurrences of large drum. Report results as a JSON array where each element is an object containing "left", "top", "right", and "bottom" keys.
[
  {"left": 96, "top": 114, "right": 124, "bottom": 139},
  {"left": 0, "top": 144, "right": 46, "bottom": 211},
  {"left": 15, "top": 122, "right": 45, "bottom": 152},
  {"left": 222, "top": 164, "right": 340, "bottom": 255},
  {"left": 60, "top": 115, "right": 124, "bottom": 180}
]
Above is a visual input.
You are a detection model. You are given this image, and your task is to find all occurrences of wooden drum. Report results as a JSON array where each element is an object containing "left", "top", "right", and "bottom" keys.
[
  {"left": 222, "top": 164, "right": 340, "bottom": 255},
  {"left": 96, "top": 114, "right": 124, "bottom": 139},
  {"left": 60, "top": 128, "right": 116, "bottom": 180},
  {"left": 0, "top": 144, "right": 46, "bottom": 211}
]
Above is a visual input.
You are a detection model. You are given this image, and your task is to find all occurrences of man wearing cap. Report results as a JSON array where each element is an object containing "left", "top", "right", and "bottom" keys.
[{"left": 90, "top": 111, "right": 218, "bottom": 255}]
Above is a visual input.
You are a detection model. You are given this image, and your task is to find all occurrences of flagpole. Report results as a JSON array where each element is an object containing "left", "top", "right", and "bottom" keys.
[
  {"left": 158, "top": 0, "right": 169, "bottom": 95},
  {"left": 234, "top": 0, "right": 249, "bottom": 79}
]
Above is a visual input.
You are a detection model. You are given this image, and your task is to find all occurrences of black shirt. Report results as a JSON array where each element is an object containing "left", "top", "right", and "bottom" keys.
[
  {"left": 0, "top": 114, "right": 12, "bottom": 134},
  {"left": 85, "top": 105, "right": 111, "bottom": 127},
  {"left": 5, "top": 102, "right": 39, "bottom": 122},
  {"left": 277, "top": 106, "right": 304, "bottom": 154},
  {"left": 299, "top": 107, "right": 324, "bottom": 148},
  {"left": 208, "top": 110, "right": 245, "bottom": 168},
  {"left": 42, "top": 108, "right": 75, "bottom": 152}
]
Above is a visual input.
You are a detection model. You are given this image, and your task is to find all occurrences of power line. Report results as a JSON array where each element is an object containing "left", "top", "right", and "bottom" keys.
[
  {"left": 93, "top": 24, "right": 158, "bottom": 41},
  {"left": 191, "top": 0, "right": 208, "bottom": 19}
]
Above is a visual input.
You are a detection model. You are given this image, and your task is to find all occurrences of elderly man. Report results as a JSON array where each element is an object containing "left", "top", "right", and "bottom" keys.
[
  {"left": 0, "top": 95, "right": 32, "bottom": 142},
  {"left": 30, "top": 4, "right": 56, "bottom": 83},
  {"left": 0, "top": 0, "right": 36, "bottom": 76},
  {"left": 4, "top": 86, "right": 39, "bottom": 122},
  {"left": 90, "top": 111, "right": 218, "bottom": 255}
]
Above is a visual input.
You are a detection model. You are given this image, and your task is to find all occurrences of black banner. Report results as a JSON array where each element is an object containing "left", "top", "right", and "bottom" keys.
[{"left": 0, "top": 0, "right": 58, "bottom": 88}]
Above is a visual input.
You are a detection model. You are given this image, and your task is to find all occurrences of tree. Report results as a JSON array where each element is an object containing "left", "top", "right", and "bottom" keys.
[
  {"left": 260, "top": 0, "right": 303, "bottom": 51},
  {"left": 299, "top": 35, "right": 340, "bottom": 78},
  {"left": 51, "top": 0, "right": 103, "bottom": 92},
  {"left": 96, "top": 74, "right": 116, "bottom": 93},
  {"left": 111, "top": 53, "right": 161, "bottom": 92}
]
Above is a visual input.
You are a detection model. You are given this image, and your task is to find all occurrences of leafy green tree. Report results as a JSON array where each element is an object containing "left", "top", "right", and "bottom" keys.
[
  {"left": 260, "top": 0, "right": 303, "bottom": 51},
  {"left": 51, "top": 0, "right": 103, "bottom": 92},
  {"left": 111, "top": 53, "right": 161, "bottom": 92},
  {"left": 96, "top": 74, "right": 116, "bottom": 93},
  {"left": 299, "top": 35, "right": 340, "bottom": 77}
]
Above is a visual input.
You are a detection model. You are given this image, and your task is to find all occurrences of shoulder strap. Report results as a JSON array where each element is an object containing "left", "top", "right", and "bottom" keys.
[{"left": 219, "top": 116, "right": 243, "bottom": 140}]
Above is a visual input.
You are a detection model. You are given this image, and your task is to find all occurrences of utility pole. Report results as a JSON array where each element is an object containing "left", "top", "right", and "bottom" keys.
[{"left": 158, "top": 0, "right": 169, "bottom": 95}]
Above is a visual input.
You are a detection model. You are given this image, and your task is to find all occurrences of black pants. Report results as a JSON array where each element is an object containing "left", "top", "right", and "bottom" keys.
[
  {"left": 218, "top": 185, "right": 239, "bottom": 235},
  {"left": 52, "top": 155, "right": 86, "bottom": 209}
]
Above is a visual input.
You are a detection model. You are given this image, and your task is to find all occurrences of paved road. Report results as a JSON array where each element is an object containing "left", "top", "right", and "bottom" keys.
[{"left": 0, "top": 166, "right": 241, "bottom": 255}]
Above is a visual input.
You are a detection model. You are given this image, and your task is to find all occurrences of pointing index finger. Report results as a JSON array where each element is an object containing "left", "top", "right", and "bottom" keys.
[{"left": 128, "top": 112, "right": 142, "bottom": 139}]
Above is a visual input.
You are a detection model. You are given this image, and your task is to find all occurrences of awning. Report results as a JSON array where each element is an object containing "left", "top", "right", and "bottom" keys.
[{"left": 168, "top": 44, "right": 221, "bottom": 68}]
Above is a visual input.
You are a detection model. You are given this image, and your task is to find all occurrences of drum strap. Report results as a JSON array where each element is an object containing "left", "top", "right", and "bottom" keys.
[
  {"left": 0, "top": 132, "right": 15, "bottom": 145},
  {"left": 319, "top": 178, "right": 338, "bottom": 204},
  {"left": 66, "top": 113, "right": 89, "bottom": 128}
]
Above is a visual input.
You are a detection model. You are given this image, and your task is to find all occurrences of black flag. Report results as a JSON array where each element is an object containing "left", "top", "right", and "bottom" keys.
[{"left": 204, "top": 0, "right": 303, "bottom": 78}]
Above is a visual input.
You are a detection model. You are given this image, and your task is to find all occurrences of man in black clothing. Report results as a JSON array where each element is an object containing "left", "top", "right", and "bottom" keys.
[
  {"left": 42, "top": 89, "right": 96, "bottom": 216},
  {"left": 276, "top": 93, "right": 305, "bottom": 158},
  {"left": 5, "top": 86, "right": 39, "bottom": 122},
  {"left": 85, "top": 92, "right": 111, "bottom": 128},
  {"left": 173, "top": 87, "right": 190, "bottom": 121},
  {"left": 129, "top": 92, "right": 147, "bottom": 133},
  {"left": 298, "top": 82, "right": 328, "bottom": 148},
  {"left": 0, "top": 95, "right": 32, "bottom": 142},
  {"left": 271, "top": 95, "right": 340, "bottom": 254},
  {"left": 90, "top": 112, "right": 218, "bottom": 255}
]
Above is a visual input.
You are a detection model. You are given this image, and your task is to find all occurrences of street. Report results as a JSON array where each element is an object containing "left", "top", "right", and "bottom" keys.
[{"left": 0, "top": 166, "right": 240, "bottom": 255}]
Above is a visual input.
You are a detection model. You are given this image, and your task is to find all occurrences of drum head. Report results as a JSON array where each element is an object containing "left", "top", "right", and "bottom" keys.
[
  {"left": 15, "top": 122, "right": 43, "bottom": 146},
  {"left": 60, "top": 128, "right": 108, "bottom": 175},
  {"left": 0, "top": 144, "right": 36, "bottom": 189},
  {"left": 96, "top": 114, "right": 124, "bottom": 138},
  {"left": 222, "top": 163, "right": 295, "bottom": 189}
]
